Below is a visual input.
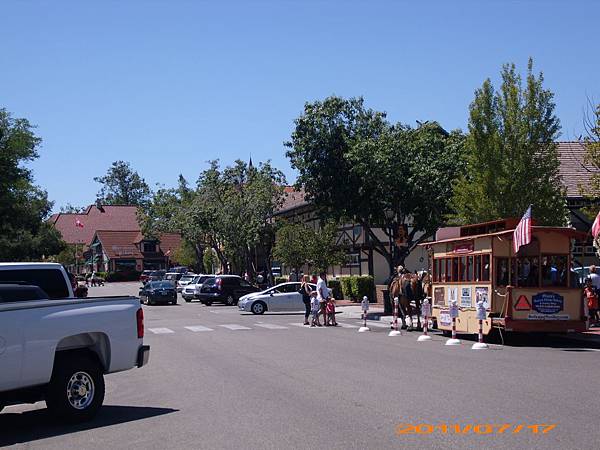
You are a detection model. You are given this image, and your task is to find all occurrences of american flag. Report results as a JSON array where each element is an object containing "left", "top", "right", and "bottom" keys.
[
  {"left": 591, "top": 211, "right": 600, "bottom": 238},
  {"left": 513, "top": 205, "right": 532, "bottom": 254}
]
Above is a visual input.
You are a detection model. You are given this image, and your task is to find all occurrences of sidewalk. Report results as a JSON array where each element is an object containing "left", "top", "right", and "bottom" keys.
[{"left": 336, "top": 305, "right": 386, "bottom": 321}]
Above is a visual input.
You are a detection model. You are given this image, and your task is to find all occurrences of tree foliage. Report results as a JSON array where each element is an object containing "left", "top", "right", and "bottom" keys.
[
  {"left": 581, "top": 102, "right": 600, "bottom": 199},
  {"left": 451, "top": 59, "right": 567, "bottom": 225},
  {"left": 273, "top": 220, "right": 346, "bottom": 274},
  {"left": 285, "top": 96, "right": 465, "bottom": 270},
  {"left": 140, "top": 160, "right": 286, "bottom": 277},
  {"left": 94, "top": 160, "right": 151, "bottom": 206},
  {"left": 0, "top": 108, "right": 65, "bottom": 261}
]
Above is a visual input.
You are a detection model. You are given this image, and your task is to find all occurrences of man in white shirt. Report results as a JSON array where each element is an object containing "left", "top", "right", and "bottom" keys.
[
  {"left": 589, "top": 265, "right": 600, "bottom": 292},
  {"left": 316, "top": 272, "right": 329, "bottom": 325}
]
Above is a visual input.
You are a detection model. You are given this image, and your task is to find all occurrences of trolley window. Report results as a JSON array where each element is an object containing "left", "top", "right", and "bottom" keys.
[{"left": 541, "top": 255, "right": 568, "bottom": 287}]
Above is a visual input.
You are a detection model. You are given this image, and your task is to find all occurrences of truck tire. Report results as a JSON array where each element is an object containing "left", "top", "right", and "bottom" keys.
[{"left": 46, "top": 354, "right": 105, "bottom": 423}]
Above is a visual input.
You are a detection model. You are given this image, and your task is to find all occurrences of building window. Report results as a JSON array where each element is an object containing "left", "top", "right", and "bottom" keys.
[
  {"left": 345, "top": 252, "right": 360, "bottom": 267},
  {"left": 143, "top": 241, "right": 157, "bottom": 253}
]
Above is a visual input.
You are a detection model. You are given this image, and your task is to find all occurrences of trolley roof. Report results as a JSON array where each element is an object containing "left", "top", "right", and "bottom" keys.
[{"left": 418, "top": 226, "right": 587, "bottom": 247}]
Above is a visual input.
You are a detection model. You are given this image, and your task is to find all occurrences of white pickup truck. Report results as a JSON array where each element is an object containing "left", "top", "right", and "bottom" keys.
[{"left": 0, "top": 263, "right": 150, "bottom": 422}]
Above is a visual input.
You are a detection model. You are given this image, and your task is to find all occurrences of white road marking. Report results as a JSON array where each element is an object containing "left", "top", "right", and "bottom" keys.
[
  {"left": 148, "top": 327, "right": 175, "bottom": 334},
  {"left": 289, "top": 323, "right": 325, "bottom": 328},
  {"left": 254, "top": 323, "right": 288, "bottom": 330},
  {"left": 337, "top": 322, "right": 359, "bottom": 328},
  {"left": 185, "top": 325, "right": 214, "bottom": 332},
  {"left": 356, "top": 321, "right": 389, "bottom": 328},
  {"left": 220, "top": 324, "right": 252, "bottom": 330}
]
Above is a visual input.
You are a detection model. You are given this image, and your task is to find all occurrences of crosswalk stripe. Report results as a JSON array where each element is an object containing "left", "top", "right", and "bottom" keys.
[
  {"left": 255, "top": 323, "right": 288, "bottom": 330},
  {"left": 148, "top": 327, "right": 175, "bottom": 334},
  {"left": 185, "top": 325, "right": 214, "bottom": 332},
  {"left": 337, "top": 322, "right": 359, "bottom": 328},
  {"left": 220, "top": 324, "right": 252, "bottom": 330},
  {"left": 356, "top": 321, "right": 390, "bottom": 328}
]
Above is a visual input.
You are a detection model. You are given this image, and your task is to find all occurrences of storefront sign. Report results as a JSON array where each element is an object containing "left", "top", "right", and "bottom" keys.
[
  {"left": 434, "top": 287, "right": 445, "bottom": 306},
  {"left": 460, "top": 287, "right": 472, "bottom": 308},
  {"left": 439, "top": 310, "right": 451, "bottom": 326},
  {"left": 475, "top": 287, "right": 489, "bottom": 310},
  {"left": 532, "top": 292, "right": 564, "bottom": 315}
]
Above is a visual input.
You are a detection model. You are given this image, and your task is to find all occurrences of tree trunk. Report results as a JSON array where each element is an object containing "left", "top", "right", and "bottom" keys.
[{"left": 194, "top": 243, "right": 204, "bottom": 274}]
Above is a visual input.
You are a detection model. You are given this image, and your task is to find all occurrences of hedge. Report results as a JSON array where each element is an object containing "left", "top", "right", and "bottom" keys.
[
  {"left": 274, "top": 276, "right": 288, "bottom": 285},
  {"left": 328, "top": 279, "right": 342, "bottom": 299},
  {"left": 339, "top": 276, "right": 375, "bottom": 302},
  {"left": 340, "top": 277, "right": 353, "bottom": 300},
  {"left": 105, "top": 271, "right": 141, "bottom": 282}
]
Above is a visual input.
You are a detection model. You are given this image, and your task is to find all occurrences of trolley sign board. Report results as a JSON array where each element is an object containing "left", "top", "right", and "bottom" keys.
[
  {"left": 434, "top": 287, "right": 445, "bottom": 306},
  {"left": 439, "top": 309, "right": 451, "bottom": 326},
  {"left": 451, "top": 240, "right": 474, "bottom": 254},
  {"left": 532, "top": 292, "right": 564, "bottom": 315},
  {"left": 460, "top": 287, "right": 472, "bottom": 308}
]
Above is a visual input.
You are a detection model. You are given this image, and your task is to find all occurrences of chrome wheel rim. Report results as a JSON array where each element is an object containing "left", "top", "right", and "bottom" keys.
[
  {"left": 66, "top": 371, "right": 95, "bottom": 410},
  {"left": 253, "top": 303, "right": 263, "bottom": 314}
]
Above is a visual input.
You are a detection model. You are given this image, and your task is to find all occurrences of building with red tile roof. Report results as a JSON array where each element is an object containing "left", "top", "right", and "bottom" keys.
[{"left": 50, "top": 204, "right": 183, "bottom": 272}]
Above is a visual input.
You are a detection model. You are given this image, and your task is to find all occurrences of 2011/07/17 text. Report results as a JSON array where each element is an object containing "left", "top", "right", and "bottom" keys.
[{"left": 396, "top": 424, "right": 557, "bottom": 435}]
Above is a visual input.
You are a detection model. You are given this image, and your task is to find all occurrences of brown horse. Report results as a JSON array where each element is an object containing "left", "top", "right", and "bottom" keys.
[{"left": 389, "top": 268, "right": 426, "bottom": 330}]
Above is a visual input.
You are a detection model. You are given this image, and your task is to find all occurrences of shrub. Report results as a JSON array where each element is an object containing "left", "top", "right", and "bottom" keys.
[
  {"left": 354, "top": 276, "right": 375, "bottom": 302},
  {"left": 340, "top": 277, "right": 353, "bottom": 300},
  {"left": 328, "top": 279, "right": 342, "bottom": 299},
  {"left": 94, "top": 271, "right": 107, "bottom": 279}
]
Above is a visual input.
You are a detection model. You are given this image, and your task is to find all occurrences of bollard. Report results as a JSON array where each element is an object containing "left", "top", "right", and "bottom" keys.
[
  {"left": 417, "top": 298, "right": 432, "bottom": 342},
  {"left": 389, "top": 297, "right": 402, "bottom": 336},
  {"left": 358, "top": 296, "right": 371, "bottom": 332},
  {"left": 471, "top": 299, "right": 489, "bottom": 349},
  {"left": 445, "top": 300, "right": 461, "bottom": 345}
]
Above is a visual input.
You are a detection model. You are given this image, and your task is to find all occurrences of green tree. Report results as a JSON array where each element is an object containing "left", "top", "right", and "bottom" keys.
[
  {"left": 94, "top": 160, "right": 151, "bottom": 206},
  {"left": 305, "top": 221, "right": 347, "bottom": 273},
  {"left": 273, "top": 221, "right": 311, "bottom": 273},
  {"left": 171, "top": 240, "right": 198, "bottom": 270},
  {"left": 0, "top": 108, "right": 65, "bottom": 261},
  {"left": 581, "top": 102, "right": 600, "bottom": 199},
  {"left": 203, "top": 249, "right": 217, "bottom": 274},
  {"left": 286, "top": 96, "right": 465, "bottom": 272},
  {"left": 60, "top": 204, "right": 86, "bottom": 213},
  {"left": 451, "top": 59, "right": 567, "bottom": 225}
]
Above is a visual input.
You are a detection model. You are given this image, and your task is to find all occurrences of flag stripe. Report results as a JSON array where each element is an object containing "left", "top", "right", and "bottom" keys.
[
  {"left": 513, "top": 206, "right": 532, "bottom": 254},
  {"left": 592, "top": 211, "right": 600, "bottom": 238}
]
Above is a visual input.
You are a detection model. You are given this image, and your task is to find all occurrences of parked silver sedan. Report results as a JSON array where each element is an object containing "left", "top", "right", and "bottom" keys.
[{"left": 238, "top": 282, "right": 316, "bottom": 315}]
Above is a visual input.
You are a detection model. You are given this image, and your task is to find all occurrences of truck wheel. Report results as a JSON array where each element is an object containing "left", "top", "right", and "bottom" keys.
[
  {"left": 46, "top": 354, "right": 105, "bottom": 423},
  {"left": 226, "top": 295, "right": 236, "bottom": 306},
  {"left": 184, "top": 297, "right": 191, "bottom": 303}
]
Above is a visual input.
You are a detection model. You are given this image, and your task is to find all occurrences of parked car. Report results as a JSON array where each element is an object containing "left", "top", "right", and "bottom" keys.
[
  {"left": 197, "top": 275, "right": 260, "bottom": 306},
  {"left": 139, "top": 281, "right": 178, "bottom": 305},
  {"left": 181, "top": 275, "right": 215, "bottom": 302},
  {"left": 169, "top": 266, "right": 189, "bottom": 274},
  {"left": 238, "top": 282, "right": 316, "bottom": 314},
  {"left": 176, "top": 273, "right": 197, "bottom": 293},
  {"left": 0, "top": 263, "right": 149, "bottom": 422},
  {"left": 164, "top": 272, "right": 184, "bottom": 285},
  {"left": 147, "top": 270, "right": 166, "bottom": 282},
  {"left": 139, "top": 270, "right": 153, "bottom": 283}
]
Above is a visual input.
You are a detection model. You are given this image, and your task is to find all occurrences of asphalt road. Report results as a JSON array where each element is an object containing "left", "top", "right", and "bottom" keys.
[{"left": 1, "top": 282, "right": 599, "bottom": 449}]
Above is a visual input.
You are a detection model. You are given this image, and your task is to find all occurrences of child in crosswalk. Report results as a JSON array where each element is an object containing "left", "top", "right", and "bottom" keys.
[
  {"left": 310, "top": 291, "right": 321, "bottom": 327},
  {"left": 326, "top": 297, "right": 337, "bottom": 326}
]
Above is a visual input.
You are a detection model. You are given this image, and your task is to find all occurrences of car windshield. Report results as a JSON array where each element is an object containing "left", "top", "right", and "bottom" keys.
[
  {"left": 149, "top": 281, "right": 173, "bottom": 289},
  {"left": 180, "top": 275, "right": 194, "bottom": 282}
]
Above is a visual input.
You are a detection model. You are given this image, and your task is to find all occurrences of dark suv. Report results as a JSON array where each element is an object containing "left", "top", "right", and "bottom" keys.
[{"left": 197, "top": 275, "right": 260, "bottom": 306}]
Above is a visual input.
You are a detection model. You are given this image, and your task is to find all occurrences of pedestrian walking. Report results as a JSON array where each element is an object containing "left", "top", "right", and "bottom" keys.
[
  {"left": 589, "top": 266, "right": 600, "bottom": 295},
  {"left": 326, "top": 297, "right": 337, "bottom": 326},
  {"left": 299, "top": 275, "right": 313, "bottom": 325},
  {"left": 317, "top": 272, "right": 329, "bottom": 326},
  {"left": 585, "top": 278, "right": 599, "bottom": 326},
  {"left": 310, "top": 291, "right": 320, "bottom": 327}
]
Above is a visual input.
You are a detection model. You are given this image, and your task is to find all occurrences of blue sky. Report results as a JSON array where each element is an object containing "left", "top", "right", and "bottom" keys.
[{"left": 2, "top": 0, "right": 598, "bottom": 211}]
